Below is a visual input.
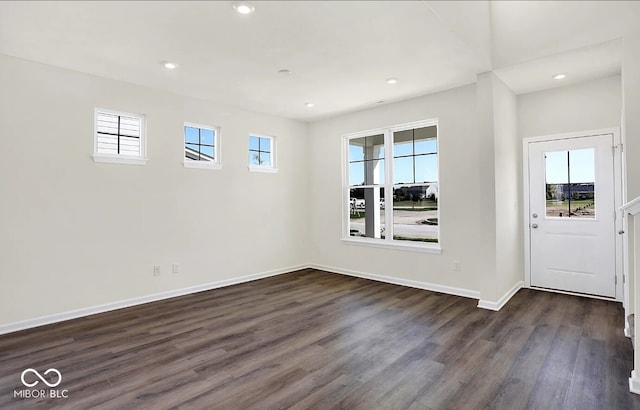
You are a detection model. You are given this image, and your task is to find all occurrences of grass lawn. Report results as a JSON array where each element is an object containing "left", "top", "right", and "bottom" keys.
[
  {"left": 393, "top": 200, "right": 437, "bottom": 207},
  {"left": 545, "top": 199, "right": 594, "bottom": 207},
  {"left": 392, "top": 236, "right": 438, "bottom": 243},
  {"left": 546, "top": 199, "right": 594, "bottom": 217}
]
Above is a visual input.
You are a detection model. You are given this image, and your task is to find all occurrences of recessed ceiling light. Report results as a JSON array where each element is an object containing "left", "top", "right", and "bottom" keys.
[
  {"left": 278, "top": 69, "right": 292, "bottom": 75},
  {"left": 305, "top": 102, "right": 315, "bottom": 108},
  {"left": 386, "top": 78, "right": 398, "bottom": 85},
  {"left": 234, "top": 2, "right": 255, "bottom": 15},
  {"left": 553, "top": 73, "right": 567, "bottom": 80},
  {"left": 163, "top": 61, "right": 177, "bottom": 70}
]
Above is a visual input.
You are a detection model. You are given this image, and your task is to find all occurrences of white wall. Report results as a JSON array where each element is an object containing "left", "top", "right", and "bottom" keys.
[
  {"left": 308, "top": 84, "right": 488, "bottom": 296},
  {"left": 475, "top": 73, "right": 499, "bottom": 300},
  {"left": 622, "top": 26, "right": 640, "bottom": 383},
  {"left": 518, "top": 75, "right": 622, "bottom": 140},
  {"left": 490, "top": 73, "right": 522, "bottom": 301},
  {"left": 623, "top": 28, "right": 640, "bottom": 201},
  {"left": 0, "top": 53, "right": 627, "bottom": 331},
  {"left": 0, "top": 54, "right": 309, "bottom": 326}
]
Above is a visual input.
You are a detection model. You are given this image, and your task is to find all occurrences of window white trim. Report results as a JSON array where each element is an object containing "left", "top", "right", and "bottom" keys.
[
  {"left": 341, "top": 238, "right": 442, "bottom": 254},
  {"left": 248, "top": 165, "right": 279, "bottom": 173},
  {"left": 248, "top": 133, "right": 278, "bottom": 173},
  {"left": 183, "top": 122, "right": 221, "bottom": 170},
  {"left": 185, "top": 161, "right": 222, "bottom": 170},
  {"left": 92, "top": 154, "right": 148, "bottom": 166},
  {"left": 343, "top": 118, "right": 440, "bottom": 251},
  {"left": 93, "top": 108, "right": 147, "bottom": 165}
]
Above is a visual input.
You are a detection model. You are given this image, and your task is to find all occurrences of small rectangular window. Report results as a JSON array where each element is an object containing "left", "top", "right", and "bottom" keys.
[
  {"left": 184, "top": 123, "right": 221, "bottom": 169},
  {"left": 249, "top": 135, "right": 277, "bottom": 173},
  {"left": 93, "top": 108, "right": 147, "bottom": 165}
]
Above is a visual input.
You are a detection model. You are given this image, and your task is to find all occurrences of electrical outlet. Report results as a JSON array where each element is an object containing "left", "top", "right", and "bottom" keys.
[
  {"left": 453, "top": 260, "right": 461, "bottom": 271},
  {"left": 172, "top": 263, "right": 180, "bottom": 274},
  {"left": 153, "top": 265, "right": 161, "bottom": 276}
]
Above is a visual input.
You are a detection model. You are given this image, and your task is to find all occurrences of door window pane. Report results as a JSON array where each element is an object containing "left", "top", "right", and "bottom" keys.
[
  {"left": 545, "top": 148, "right": 595, "bottom": 218},
  {"left": 569, "top": 149, "right": 595, "bottom": 218}
]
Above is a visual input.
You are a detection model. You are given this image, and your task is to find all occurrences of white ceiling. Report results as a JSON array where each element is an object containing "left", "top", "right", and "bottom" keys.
[{"left": 0, "top": 1, "right": 638, "bottom": 122}]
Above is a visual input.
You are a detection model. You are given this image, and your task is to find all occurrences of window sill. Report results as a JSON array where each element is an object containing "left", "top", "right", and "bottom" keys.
[
  {"left": 341, "top": 237, "right": 442, "bottom": 254},
  {"left": 183, "top": 160, "right": 222, "bottom": 170},
  {"left": 248, "top": 165, "right": 278, "bottom": 174},
  {"left": 92, "top": 154, "right": 148, "bottom": 166}
]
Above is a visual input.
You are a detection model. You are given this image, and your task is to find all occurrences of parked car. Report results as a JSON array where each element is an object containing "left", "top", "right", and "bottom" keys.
[
  {"left": 350, "top": 198, "right": 365, "bottom": 208},
  {"left": 350, "top": 198, "right": 386, "bottom": 209}
]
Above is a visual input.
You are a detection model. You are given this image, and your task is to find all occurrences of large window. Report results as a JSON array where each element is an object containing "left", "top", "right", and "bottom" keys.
[
  {"left": 93, "top": 108, "right": 147, "bottom": 165},
  {"left": 184, "top": 123, "right": 221, "bottom": 169},
  {"left": 345, "top": 120, "right": 439, "bottom": 251}
]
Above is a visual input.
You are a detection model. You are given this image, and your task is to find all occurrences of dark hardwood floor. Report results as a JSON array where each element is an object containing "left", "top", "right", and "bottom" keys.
[{"left": 1, "top": 268, "right": 638, "bottom": 409}]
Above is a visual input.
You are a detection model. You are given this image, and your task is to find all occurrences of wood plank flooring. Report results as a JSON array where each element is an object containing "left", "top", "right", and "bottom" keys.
[{"left": 0, "top": 268, "right": 639, "bottom": 409}]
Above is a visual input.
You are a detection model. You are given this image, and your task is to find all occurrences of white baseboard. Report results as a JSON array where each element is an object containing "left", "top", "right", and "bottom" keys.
[
  {"left": 630, "top": 371, "right": 640, "bottom": 395},
  {"left": 309, "top": 263, "right": 480, "bottom": 300},
  {"left": 0, "top": 264, "right": 307, "bottom": 336},
  {"left": 0, "top": 263, "right": 518, "bottom": 335},
  {"left": 477, "top": 281, "right": 524, "bottom": 311}
]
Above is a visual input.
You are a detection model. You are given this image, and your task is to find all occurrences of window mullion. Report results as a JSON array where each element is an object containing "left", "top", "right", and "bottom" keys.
[
  {"left": 412, "top": 128, "right": 416, "bottom": 184},
  {"left": 117, "top": 115, "right": 121, "bottom": 154},
  {"left": 198, "top": 128, "right": 202, "bottom": 161},
  {"left": 385, "top": 130, "right": 394, "bottom": 242}
]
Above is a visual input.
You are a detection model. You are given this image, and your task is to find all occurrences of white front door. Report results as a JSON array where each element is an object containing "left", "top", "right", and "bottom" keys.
[{"left": 528, "top": 134, "right": 616, "bottom": 298}]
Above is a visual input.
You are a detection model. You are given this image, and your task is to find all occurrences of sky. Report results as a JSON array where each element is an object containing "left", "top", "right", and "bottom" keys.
[
  {"left": 185, "top": 126, "right": 215, "bottom": 158},
  {"left": 545, "top": 148, "right": 595, "bottom": 184},
  {"left": 349, "top": 139, "right": 438, "bottom": 186},
  {"left": 349, "top": 141, "right": 594, "bottom": 188}
]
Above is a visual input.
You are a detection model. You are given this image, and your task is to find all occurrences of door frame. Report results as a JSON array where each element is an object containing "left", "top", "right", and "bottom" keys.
[{"left": 522, "top": 127, "right": 624, "bottom": 302}]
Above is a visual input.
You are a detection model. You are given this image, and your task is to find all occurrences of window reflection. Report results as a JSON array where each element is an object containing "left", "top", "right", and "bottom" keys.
[{"left": 349, "top": 187, "right": 385, "bottom": 239}]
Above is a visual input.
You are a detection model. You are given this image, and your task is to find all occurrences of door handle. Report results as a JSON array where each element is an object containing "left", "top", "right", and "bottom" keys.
[{"left": 531, "top": 223, "right": 539, "bottom": 229}]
